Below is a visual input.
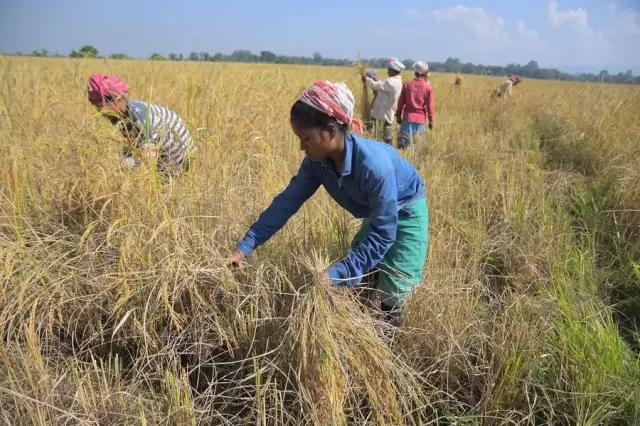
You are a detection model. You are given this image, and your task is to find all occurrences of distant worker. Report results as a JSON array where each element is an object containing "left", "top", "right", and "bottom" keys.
[
  {"left": 87, "top": 73, "right": 196, "bottom": 178},
  {"left": 455, "top": 74, "right": 463, "bottom": 86},
  {"left": 395, "top": 61, "right": 435, "bottom": 149},
  {"left": 493, "top": 75, "right": 522, "bottom": 98},
  {"left": 363, "top": 58, "right": 405, "bottom": 144}
]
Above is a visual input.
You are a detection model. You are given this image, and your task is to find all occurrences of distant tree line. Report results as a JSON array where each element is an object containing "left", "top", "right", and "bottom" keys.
[
  {"left": 421, "top": 57, "right": 639, "bottom": 85},
  {"left": 8, "top": 46, "right": 639, "bottom": 85}
]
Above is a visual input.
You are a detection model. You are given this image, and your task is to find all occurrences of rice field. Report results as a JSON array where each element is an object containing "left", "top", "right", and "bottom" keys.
[{"left": 1, "top": 56, "right": 640, "bottom": 425}]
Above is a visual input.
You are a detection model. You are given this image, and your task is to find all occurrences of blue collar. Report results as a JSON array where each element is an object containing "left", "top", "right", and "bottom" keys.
[{"left": 320, "top": 133, "right": 353, "bottom": 176}]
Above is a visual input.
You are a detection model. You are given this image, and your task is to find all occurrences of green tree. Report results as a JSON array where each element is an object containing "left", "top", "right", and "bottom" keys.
[
  {"left": 462, "top": 62, "right": 476, "bottom": 74},
  {"left": 229, "top": 49, "right": 257, "bottom": 62},
  {"left": 149, "top": 53, "right": 167, "bottom": 60},
  {"left": 109, "top": 53, "right": 129, "bottom": 59},
  {"left": 141, "top": 48, "right": 637, "bottom": 85},
  {"left": 70, "top": 45, "right": 98, "bottom": 58},
  {"left": 597, "top": 70, "right": 610, "bottom": 82},
  {"left": 260, "top": 51, "right": 276, "bottom": 63}
]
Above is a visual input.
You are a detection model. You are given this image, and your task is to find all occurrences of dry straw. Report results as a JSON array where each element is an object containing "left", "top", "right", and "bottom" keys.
[{"left": 1, "top": 56, "right": 639, "bottom": 425}]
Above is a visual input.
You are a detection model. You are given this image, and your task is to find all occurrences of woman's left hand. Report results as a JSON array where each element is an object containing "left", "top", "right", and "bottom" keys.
[
  {"left": 121, "top": 156, "right": 139, "bottom": 169},
  {"left": 317, "top": 270, "right": 334, "bottom": 289}
]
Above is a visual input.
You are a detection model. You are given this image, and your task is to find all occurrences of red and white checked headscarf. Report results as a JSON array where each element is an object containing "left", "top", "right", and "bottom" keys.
[
  {"left": 299, "top": 81, "right": 362, "bottom": 133},
  {"left": 388, "top": 57, "right": 406, "bottom": 72},
  {"left": 87, "top": 73, "right": 129, "bottom": 105},
  {"left": 509, "top": 75, "right": 523, "bottom": 84},
  {"left": 413, "top": 61, "right": 429, "bottom": 75}
]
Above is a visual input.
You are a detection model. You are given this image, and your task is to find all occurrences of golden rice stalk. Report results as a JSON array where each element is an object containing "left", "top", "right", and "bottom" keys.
[
  {"left": 283, "top": 253, "right": 427, "bottom": 425},
  {"left": 353, "top": 55, "right": 371, "bottom": 125}
]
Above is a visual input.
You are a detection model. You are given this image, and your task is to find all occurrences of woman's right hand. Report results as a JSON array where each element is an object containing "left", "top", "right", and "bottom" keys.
[{"left": 225, "top": 250, "right": 246, "bottom": 271}]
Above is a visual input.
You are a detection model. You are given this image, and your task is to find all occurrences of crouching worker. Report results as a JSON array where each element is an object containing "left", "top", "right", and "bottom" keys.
[
  {"left": 87, "top": 73, "right": 196, "bottom": 178},
  {"left": 492, "top": 75, "right": 522, "bottom": 98},
  {"left": 226, "top": 81, "right": 429, "bottom": 325}
]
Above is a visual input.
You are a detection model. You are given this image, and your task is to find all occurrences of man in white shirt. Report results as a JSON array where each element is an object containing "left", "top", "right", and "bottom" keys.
[{"left": 364, "top": 58, "right": 405, "bottom": 144}]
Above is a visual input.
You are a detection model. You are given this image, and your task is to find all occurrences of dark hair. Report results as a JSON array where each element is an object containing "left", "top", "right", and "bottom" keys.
[
  {"left": 106, "top": 113, "right": 136, "bottom": 133},
  {"left": 388, "top": 68, "right": 401, "bottom": 77},
  {"left": 290, "top": 100, "right": 348, "bottom": 133}
]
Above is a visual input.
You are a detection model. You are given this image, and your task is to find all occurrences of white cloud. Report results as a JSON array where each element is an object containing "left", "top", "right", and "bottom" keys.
[
  {"left": 431, "top": 5, "right": 506, "bottom": 41},
  {"left": 548, "top": 0, "right": 589, "bottom": 30},
  {"left": 402, "top": 5, "right": 538, "bottom": 62},
  {"left": 518, "top": 20, "right": 539, "bottom": 39},
  {"left": 545, "top": 0, "right": 639, "bottom": 69},
  {"left": 383, "top": 3, "right": 640, "bottom": 72},
  {"left": 406, "top": 8, "right": 422, "bottom": 21},
  {"left": 601, "top": 5, "right": 640, "bottom": 69},
  {"left": 547, "top": 0, "right": 605, "bottom": 50},
  {"left": 613, "top": 8, "right": 640, "bottom": 36}
]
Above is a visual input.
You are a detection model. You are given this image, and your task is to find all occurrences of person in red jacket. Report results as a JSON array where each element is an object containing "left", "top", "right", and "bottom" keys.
[{"left": 396, "top": 61, "right": 435, "bottom": 149}]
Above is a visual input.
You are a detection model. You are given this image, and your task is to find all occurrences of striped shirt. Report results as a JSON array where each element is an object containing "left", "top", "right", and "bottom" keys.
[{"left": 124, "top": 99, "right": 195, "bottom": 171}]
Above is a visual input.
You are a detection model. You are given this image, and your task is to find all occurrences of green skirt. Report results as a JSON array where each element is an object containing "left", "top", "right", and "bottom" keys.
[{"left": 351, "top": 198, "right": 429, "bottom": 308}]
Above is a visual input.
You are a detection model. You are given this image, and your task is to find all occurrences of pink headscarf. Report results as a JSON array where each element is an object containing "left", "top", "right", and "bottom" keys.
[
  {"left": 299, "top": 81, "right": 362, "bottom": 133},
  {"left": 509, "top": 75, "right": 522, "bottom": 84},
  {"left": 87, "top": 73, "right": 129, "bottom": 105}
]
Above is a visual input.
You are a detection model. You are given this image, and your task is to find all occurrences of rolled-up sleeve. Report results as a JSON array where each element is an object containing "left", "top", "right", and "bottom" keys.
[
  {"left": 366, "top": 77, "right": 386, "bottom": 92},
  {"left": 396, "top": 85, "right": 406, "bottom": 122},
  {"left": 426, "top": 86, "right": 435, "bottom": 125},
  {"left": 237, "top": 158, "right": 320, "bottom": 257},
  {"left": 326, "top": 169, "right": 399, "bottom": 287}
]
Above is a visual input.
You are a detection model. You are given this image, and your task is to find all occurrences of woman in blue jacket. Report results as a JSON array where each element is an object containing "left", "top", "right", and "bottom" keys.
[{"left": 227, "top": 81, "right": 429, "bottom": 323}]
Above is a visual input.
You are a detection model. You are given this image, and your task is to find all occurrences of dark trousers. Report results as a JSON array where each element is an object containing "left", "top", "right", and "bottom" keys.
[
  {"left": 367, "top": 119, "right": 393, "bottom": 144},
  {"left": 356, "top": 271, "right": 402, "bottom": 326}
]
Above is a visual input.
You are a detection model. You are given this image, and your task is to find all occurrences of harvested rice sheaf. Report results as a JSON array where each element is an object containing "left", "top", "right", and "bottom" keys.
[{"left": 283, "top": 258, "right": 428, "bottom": 425}]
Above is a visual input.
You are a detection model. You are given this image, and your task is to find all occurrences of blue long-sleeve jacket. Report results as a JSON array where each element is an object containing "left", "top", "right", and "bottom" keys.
[{"left": 236, "top": 133, "right": 425, "bottom": 287}]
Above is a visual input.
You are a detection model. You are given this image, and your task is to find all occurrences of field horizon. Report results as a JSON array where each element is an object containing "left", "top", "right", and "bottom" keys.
[{"left": 1, "top": 56, "right": 639, "bottom": 425}]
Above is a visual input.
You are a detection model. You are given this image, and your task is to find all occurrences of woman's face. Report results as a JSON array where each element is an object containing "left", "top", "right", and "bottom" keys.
[
  {"left": 95, "top": 96, "right": 128, "bottom": 117},
  {"left": 291, "top": 121, "right": 337, "bottom": 161}
]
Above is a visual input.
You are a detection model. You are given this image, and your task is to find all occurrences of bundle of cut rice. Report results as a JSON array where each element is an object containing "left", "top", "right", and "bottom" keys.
[{"left": 282, "top": 254, "right": 428, "bottom": 425}]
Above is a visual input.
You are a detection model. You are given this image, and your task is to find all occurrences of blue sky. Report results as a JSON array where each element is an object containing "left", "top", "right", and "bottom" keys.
[{"left": 1, "top": 0, "right": 639, "bottom": 73}]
